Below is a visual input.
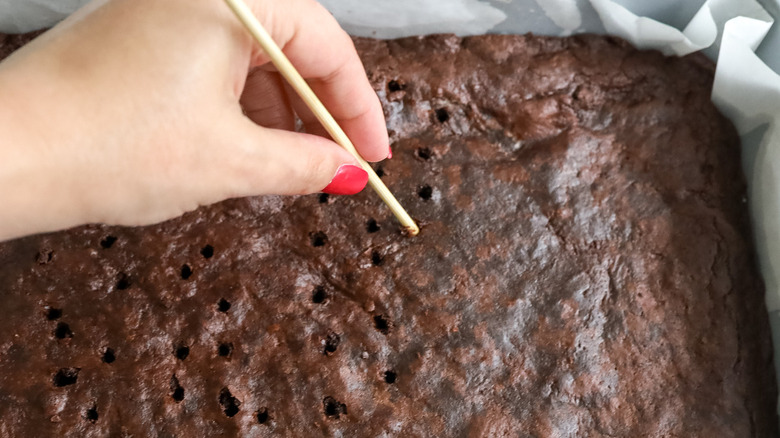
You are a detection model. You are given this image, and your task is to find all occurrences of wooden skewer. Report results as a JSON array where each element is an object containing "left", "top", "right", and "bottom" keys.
[{"left": 224, "top": 0, "right": 420, "bottom": 236}]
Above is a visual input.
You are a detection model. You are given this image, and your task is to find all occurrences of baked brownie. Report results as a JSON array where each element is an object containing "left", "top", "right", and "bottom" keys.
[{"left": 0, "top": 33, "right": 776, "bottom": 437}]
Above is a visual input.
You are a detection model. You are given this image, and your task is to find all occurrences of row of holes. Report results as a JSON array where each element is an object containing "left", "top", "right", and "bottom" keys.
[
  {"left": 304, "top": 247, "right": 382, "bottom": 265},
  {"left": 54, "top": 374, "right": 388, "bottom": 424},
  {"left": 387, "top": 78, "right": 450, "bottom": 124},
  {"left": 321, "top": 331, "right": 396, "bottom": 384},
  {"left": 52, "top": 375, "right": 266, "bottom": 425},
  {"left": 101, "top": 239, "right": 214, "bottom": 287},
  {"left": 51, "top": 325, "right": 394, "bottom": 374},
  {"left": 315, "top": 156, "right": 433, "bottom": 210},
  {"left": 52, "top": 333, "right": 397, "bottom": 423},
  {"left": 174, "top": 327, "right": 400, "bottom": 361},
  {"left": 51, "top": 320, "right": 115, "bottom": 363},
  {"left": 218, "top": 387, "right": 268, "bottom": 425},
  {"left": 178, "top": 245, "right": 215, "bottom": 282},
  {"left": 311, "top": 218, "right": 382, "bottom": 239},
  {"left": 173, "top": 342, "right": 234, "bottom": 360},
  {"left": 52, "top": 324, "right": 228, "bottom": 362},
  {"left": 48, "top": 297, "right": 231, "bottom": 342},
  {"left": 310, "top": 204, "right": 428, "bottom": 243},
  {"left": 310, "top": 288, "right": 392, "bottom": 334},
  {"left": 48, "top": 300, "right": 230, "bottom": 324},
  {"left": 101, "top": 236, "right": 214, "bottom": 260},
  {"left": 70, "top": 243, "right": 245, "bottom": 283},
  {"left": 387, "top": 80, "right": 449, "bottom": 121},
  {"left": 387, "top": 77, "right": 449, "bottom": 124},
  {"left": 112, "top": 242, "right": 439, "bottom": 299},
  {"left": 45, "top": 300, "right": 394, "bottom": 369}
]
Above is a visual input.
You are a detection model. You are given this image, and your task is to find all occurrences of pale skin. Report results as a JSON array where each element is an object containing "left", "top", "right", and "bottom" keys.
[{"left": 0, "top": 0, "right": 389, "bottom": 241}]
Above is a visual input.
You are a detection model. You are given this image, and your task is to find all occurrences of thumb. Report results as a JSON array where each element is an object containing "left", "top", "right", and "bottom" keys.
[{"left": 225, "top": 117, "right": 369, "bottom": 197}]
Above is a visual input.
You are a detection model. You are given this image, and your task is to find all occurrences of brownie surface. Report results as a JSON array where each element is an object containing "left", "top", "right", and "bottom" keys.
[{"left": 0, "top": 33, "right": 776, "bottom": 437}]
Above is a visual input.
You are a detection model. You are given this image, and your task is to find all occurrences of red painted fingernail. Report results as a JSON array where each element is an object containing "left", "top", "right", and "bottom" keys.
[
  {"left": 387, "top": 146, "right": 393, "bottom": 159},
  {"left": 322, "top": 164, "right": 368, "bottom": 195}
]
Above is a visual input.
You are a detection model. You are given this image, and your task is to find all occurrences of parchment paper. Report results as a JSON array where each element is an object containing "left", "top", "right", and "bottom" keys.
[{"left": 2, "top": 0, "right": 780, "bottom": 418}]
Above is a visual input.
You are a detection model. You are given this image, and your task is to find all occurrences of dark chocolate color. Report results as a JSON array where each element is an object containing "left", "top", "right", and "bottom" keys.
[{"left": 0, "top": 33, "right": 776, "bottom": 436}]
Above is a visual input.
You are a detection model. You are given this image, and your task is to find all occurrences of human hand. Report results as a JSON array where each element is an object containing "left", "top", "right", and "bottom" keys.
[{"left": 0, "top": 0, "right": 388, "bottom": 240}]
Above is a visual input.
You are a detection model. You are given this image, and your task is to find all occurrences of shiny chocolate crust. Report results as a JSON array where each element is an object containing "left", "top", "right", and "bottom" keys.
[{"left": 0, "top": 33, "right": 776, "bottom": 436}]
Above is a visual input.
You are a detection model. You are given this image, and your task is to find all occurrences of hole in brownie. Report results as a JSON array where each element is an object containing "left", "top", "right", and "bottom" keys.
[
  {"left": 572, "top": 86, "right": 582, "bottom": 101},
  {"left": 323, "top": 396, "right": 347, "bottom": 419},
  {"left": 84, "top": 404, "right": 98, "bottom": 423},
  {"left": 373, "top": 315, "right": 390, "bottom": 334},
  {"left": 170, "top": 375, "right": 185, "bottom": 403},
  {"left": 366, "top": 219, "right": 380, "bottom": 233},
  {"left": 371, "top": 251, "right": 384, "bottom": 266},
  {"left": 35, "top": 249, "right": 53, "bottom": 265},
  {"left": 418, "top": 185, "right": 433, "bottom": 200},
  {"left": 100, "top": 235, "right": 117, "bottom": 249},
  {"left": 416, "top": 147, "right": 432, "bottom": 160},
  {"left": 217, "top": 298, "right": 231, "bottom": 313},
  {"left": 387, "top": 80, "right": 403, "bottom": 92},
  {"left": 53, "top": 368, "right": 80, "bottom": 387},
  {"left": 116, "top": 273, "right": 131, "bottom": 290},
  {"left": 319, "top": 193, "right": 330, "bottom": 204},
  {"left": 312, "top": 286, "right": 327, "bottom": 304},
  {"left": 218, "top": 342, "right": 233, "bottom": 357},
  {"left": 201, "top": 244, "right": 214, "bottom": 259},
  {"left": 310, "top": 231, "right": 328, "bottom": 247},
  {"left": 219, "top": 388, "right": 241, "bottom": 417},
  {"left": 323, "top": 332, "right": 340, "bottom": 355},
  {"left": 172, "top": 386, "right": 185, "bottom": 403},
  {"left": 384, "top": 370, "right": 397, "bottom": 384},
  {"left": 45, "top": 307, "right": 62, "bottom": 321},
  {"left": 435, "top": 108, "right": 450, "bottom": 123},
  {"left": 375, "top": 165, "right": 385, "bottom": 178},
  {"left": 256, "top": 407, "right": 269, "bottom": 424},
  {"left": 180, "top": 264, "right": 193, "bottom": 280},
  {"left": 102, "top": 347, "right": 116, "bottom": 364},
  {"left": 174, "top": 344, "right": 190, "bottom": 361},
  {"left": 54, "top": 322, "right": 73, "bottom": 339}
]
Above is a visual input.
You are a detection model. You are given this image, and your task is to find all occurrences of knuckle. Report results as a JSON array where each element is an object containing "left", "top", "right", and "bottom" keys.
[{"left": 298, "top": 150, "right": 334, "bottom": 195}]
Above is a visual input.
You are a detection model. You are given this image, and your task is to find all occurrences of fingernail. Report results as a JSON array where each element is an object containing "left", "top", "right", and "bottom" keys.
[
  {"left": 322, "top": 164, "right": 368, "bottom": 195},
  {"left": 387, "top": 146, "right": 393, "bottom": 160}
]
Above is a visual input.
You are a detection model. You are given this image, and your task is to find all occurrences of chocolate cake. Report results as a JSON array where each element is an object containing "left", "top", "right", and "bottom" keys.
[{"left": 0, "top": 33, "right": 776, "bottom": 436}]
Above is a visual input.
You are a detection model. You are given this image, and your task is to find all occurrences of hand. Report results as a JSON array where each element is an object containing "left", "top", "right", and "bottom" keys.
[{"left": 0, "top": 0, "right": 388, "bottom": 240}]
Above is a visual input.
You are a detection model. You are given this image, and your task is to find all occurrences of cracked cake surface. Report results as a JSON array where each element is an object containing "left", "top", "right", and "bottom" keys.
[{"left": 0, "top": 33, "right": 776, "bottom": 437}]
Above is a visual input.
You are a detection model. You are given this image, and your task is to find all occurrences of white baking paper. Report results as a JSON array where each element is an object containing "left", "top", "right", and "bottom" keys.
[
  {"left": 317, "top": 0, "right": 506, "bottom": 39},
  {"left": 2, "top": 0, "right": 780, "bottom": 420},
  {"left": 0, "top": 0, "right": 88, "bottom": 33},
  {"left": 589, "top": 0, "right": 718, "bottom": 55}
]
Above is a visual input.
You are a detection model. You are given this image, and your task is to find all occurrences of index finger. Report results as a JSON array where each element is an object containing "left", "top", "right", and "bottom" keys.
[{"left": 250, "top": 0, "right": 389, "bottom": 162}]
